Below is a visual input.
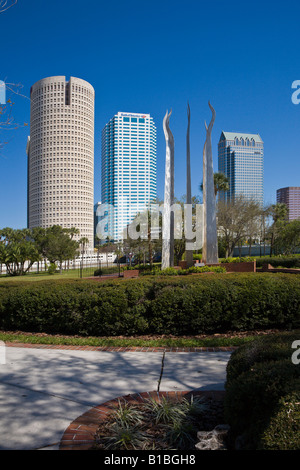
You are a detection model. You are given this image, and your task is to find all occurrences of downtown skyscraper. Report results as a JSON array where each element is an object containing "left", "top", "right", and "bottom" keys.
[
  {"left": 218, "top": 131, "right": 264, "bottom": 206},
  {"left": 277, "top": 187, "right": 300, "bottom": 221},
  {"left": 100, "top": 112, "right": 157, "bottom": 241},
  {"left": 27, "top": 76, "right": 95, "bottom": 247}
]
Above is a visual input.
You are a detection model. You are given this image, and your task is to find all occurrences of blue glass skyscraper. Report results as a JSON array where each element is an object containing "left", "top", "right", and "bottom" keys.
[
  {"left": 218, "top": 132, "right": 264, "bottom": 206},
  {"left": 101, "top": 112, "right": 157, "bottom": 241}
]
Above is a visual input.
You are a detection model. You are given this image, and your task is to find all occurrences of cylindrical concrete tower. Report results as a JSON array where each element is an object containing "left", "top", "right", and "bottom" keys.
[{"left": 27, "top": 76, "right": 95, "bottom": 247}]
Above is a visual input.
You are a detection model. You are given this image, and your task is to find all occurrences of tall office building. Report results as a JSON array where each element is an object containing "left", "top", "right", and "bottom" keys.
[
  {"left": 218, "top": 131, "right": 264, "bottom": 205},
  {"left": 277, "top": 187, "right": 300, "bottom": 221},
  {"left": 101, "top": 112, "right": 157, "bottom": 241},
  {"left": 27, "top": 76, "right": 95, "bottom": 247}
]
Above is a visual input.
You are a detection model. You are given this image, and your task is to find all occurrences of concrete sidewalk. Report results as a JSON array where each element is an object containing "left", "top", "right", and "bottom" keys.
[{"left": 0, "top": 345, "right": 232, "bottom": 450}]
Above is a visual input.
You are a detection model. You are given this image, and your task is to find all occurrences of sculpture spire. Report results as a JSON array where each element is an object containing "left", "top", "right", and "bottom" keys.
[
  {"left": 202, "top": 102, "right": 218, "bottom": 265},
  {"left": 185, "top": 102, "right": 194, "bottom": 268},
  {"left": 162, "top": 110, "right": 175, "bottom": 269}
]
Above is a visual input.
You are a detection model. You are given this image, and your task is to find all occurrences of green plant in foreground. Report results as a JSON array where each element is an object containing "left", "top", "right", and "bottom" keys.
[
  {"left": 101, "top": 423, "right": 149, "bottom": 450},
  {"left": 166, "top": 419, "right": 197, "bottom": 449},
  {"left": 144, "top": 396, "right": 185, "bottom": 425},
  {"left": 180, "top": 395, "right": 208, "bottom": 418},
  {"left": 224, "top": 333, "right": 300, "bottom": 450},
  {"left": 260, "top": 393, "right": 300, "bottom": 450},
  {"left": 111, "top": 400, "right": 144, "bottom": 427},
  {"left": 47, "top": 263, "right": 57, "bottom": 275}
]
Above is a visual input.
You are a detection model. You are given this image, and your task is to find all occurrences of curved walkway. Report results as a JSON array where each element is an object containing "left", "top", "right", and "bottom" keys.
[{"left": 0, "top": 343, "right": 233, "bottom": 450}]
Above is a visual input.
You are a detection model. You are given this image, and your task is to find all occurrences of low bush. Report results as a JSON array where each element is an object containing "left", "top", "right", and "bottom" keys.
[
  {"left": 218, "top": 255, "right": 300, "bottom": 268},
  {"left": 260, "top": 393, "right": 300, "bottom": 450},
  {"left": 47, "top": 263, "right": 57, "bottom": 275},
  {"left": 139, "top": 266, "right": 227, "bottom": 276},
  {"left": 224, "top": 333, "right": 300, "bottom": 450},
  {"left": 255, "top": 255, "right": 300, "bottom": 269},
  {"left": 0, "top": 274, "right": 300, "bottom": 338},
  {"left": 220, "top": 257, "right": 254, "bottom": 264},
  {"left": 184, "top": 266, "right": 226, "bottom": 274},
  {"left": 226, "top": 332, "right": 300, "bottom": 385},
  {"left": 94, "top": 269, "right": 103, "bottom": 277}
]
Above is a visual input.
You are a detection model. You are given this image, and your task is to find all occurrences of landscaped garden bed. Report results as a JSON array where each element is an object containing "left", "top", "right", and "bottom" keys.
[
  {"left": 93, "top": 394, "right": 222, "bottom": 450},
  {"left": 60, "top": 391, "right": 227, "bottom": 451}
]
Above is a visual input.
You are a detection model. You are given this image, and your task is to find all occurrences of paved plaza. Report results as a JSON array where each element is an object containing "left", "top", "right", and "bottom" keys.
[{"left": 0, "top": 345, "right": 232, "bottom": 450}]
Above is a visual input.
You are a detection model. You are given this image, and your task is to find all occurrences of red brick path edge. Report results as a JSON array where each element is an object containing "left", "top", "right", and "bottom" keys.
[
  {"left": 5, "top": 343, "right": 237, "bottom": 353},
  {"left": 59, "top": 390, "right": 225, "bottom": 451}
]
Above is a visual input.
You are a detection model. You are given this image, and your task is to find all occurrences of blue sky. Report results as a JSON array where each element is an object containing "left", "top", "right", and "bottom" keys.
[{"left": 1, "top": 0, "right": 300, "bottom": 229}]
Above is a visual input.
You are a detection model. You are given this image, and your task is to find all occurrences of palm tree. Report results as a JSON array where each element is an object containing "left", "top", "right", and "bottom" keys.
[
  {"left": 67, "top": 227, "right": 80, "bottom": 240},
  {"left": 200, "top": 172, "right": 230, "bottom": 198},
  {"left": 79, "top": 237, "right": 89, "bottom": 277},
  {"left": 268, "top": 203, "right": 288, "bottom": 256},
  {"left": 65, "top": 227, "right": 80, "bottom": 270}
]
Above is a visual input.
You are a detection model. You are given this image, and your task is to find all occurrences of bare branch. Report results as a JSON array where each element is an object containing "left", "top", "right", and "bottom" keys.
[
  {"left": 5, "top": 83, "right": 30, "bottom": 102},
  {"left": 0, "top": 83, "right": 28, "bottom": 130},
  {"left": 0, "top": 0, "right": 18, "bottom": 13},
  {"left": 0, "top": 81, "right": 29, "bottom": 155}
]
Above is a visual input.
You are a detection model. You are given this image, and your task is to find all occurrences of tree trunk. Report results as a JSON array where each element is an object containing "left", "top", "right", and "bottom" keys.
[{"left": 270, "top": 232, "right": 274, "bottom": 257}]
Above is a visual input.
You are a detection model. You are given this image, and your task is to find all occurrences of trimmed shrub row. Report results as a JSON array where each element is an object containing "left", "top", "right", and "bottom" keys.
[
  {"left": 224, "top": 332, "right": 300, "bottom": 450},
  {"left": 0, "top": 274, "right": 299, "bottom": 337},
  {"left": 218, "top": 255, "right": 300, "bottom": 269},
  {"left": 255, "top": 255, "right": 300, "bottom": 269},
  {"left": 139, "top": 266, "right": 227, "bottom": 276},
  {"left": 220, "top": 257, "right": 254, "bottom": 264}
]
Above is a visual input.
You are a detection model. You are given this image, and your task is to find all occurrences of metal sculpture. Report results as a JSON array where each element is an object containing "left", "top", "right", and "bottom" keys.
[
  {"left": 162, "top": 110, "right": 175, "bottom": 269},
  {"left": 185, "top": 102, "right": 194, "bottom": 268},
  {"left": 202, "top": 102, "right": 218, "bottom": 264}
]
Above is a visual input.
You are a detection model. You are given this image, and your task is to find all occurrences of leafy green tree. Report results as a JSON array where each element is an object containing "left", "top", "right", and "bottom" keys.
[
  {"left": 96, "top": 238, "right": 115, "bottom": 268},
  {"left": 0, "top": 228, "right": 40, "bottom": 275},
  {"left": 0, "top": 225, "right": 82, "bottom": 276},
  {"left": 31, "top": 227, "right": 48, "bottom": 271},
  {"left": 217, "top": 195, "right": 263, "bottom": 258},
  {"left": 42, "top": 226, "right": 79, "bottom": 274},
  {"left": 274, "top": 219, "right": 300, "bottom": 255},
  {"left": 122, "top": 198, "right": 163, "bottom": 266},
  {"left": 267, "top": 203, "right": 289, "bottom": 256}
]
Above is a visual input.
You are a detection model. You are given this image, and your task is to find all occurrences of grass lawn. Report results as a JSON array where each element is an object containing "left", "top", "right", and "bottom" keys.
[
  {"left": 0, "top": 267, "right": 121, "bottom": 283},
  {"left": 0, "top": 329, "right": 294, "bottom": 349}
]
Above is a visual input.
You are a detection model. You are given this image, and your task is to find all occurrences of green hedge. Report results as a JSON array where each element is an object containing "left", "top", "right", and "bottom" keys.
[
  {"left": 0, "top": 274, "right": 299, "bottom": 337},
  {"left": 220, "top": 257, "right": 254, "bottom": 264},
  {"left": 255, "top": 255, "right": 300, "bottom": 269},
  {"left": 139, "top": 266, "right": 227, "bottom": 276},
  {"left": 224, "top": 333, "right": 300, "bottom": 450},
  {"left": 260, "top": 392, "right": 300, "bottom": 450},
  {"left": 218, "top": 255, "right": 300, "bottom": 268}
]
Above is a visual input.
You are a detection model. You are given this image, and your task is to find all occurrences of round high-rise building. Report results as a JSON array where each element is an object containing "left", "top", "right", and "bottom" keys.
[{"left": 27, "top": 76, "right": 95, "bottom": 246}]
